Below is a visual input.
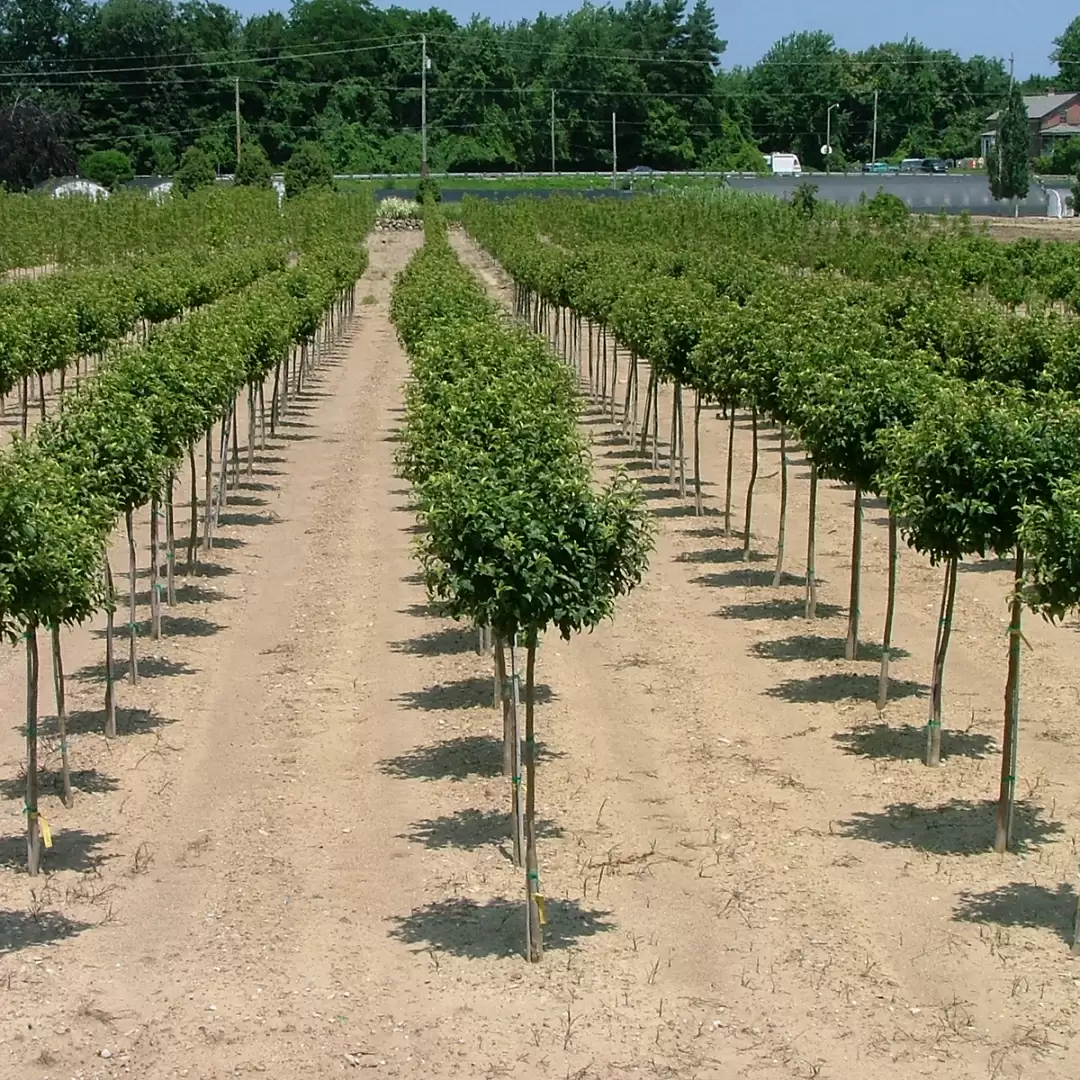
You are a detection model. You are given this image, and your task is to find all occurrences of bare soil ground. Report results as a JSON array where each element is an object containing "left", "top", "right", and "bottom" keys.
[{"left": 0, "top": 229, "right": 1077, "bottom": 1080}]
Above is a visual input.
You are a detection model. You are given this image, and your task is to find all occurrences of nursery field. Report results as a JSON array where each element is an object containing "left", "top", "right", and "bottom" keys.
[{"left": 3, "top": 190, "right": 1080, "bottom": 1080}]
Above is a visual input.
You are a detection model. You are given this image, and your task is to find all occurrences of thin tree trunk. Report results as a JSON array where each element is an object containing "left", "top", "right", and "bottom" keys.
[
  {"left": 610, "top": 341, "right": 619, "bottom": 423},
  {"left": 258, "top": 380, "right": 267, "bottom": 450},
  {"left": 187, "top": 444, "right": 199, "bottom": 573},
  {"left": 994, "top": 548, "right": 1024, "bottom": 853},
  {"left": 230, "top": 402, "right": 240, "bottom": 490},
  {"left": 621, "top": 350, "right": 635, "bottom": 440},
  {"left": 38, "top": 373, "right": 46, "bottom": 421},
  {"left": 247, "top": 384, "right": 256, "bottom": 478},
  {"left": 509, "top": 641, "right": 525, "bottom": 869},
  {"left": 26, "top": 625, "right": 41, "bottom": 876},
  {"left": 651, "top": 377, "right": 660, "bottom": 470},
  {"left": 201, "top": 427, "right": 213, "bottom": 552},
  {"left": 497, "top": 640, "right": 511, "bottom": 777},
  {"left": 668, "top": 385, "right": 678, "bottom": 486},
  {"left": 105, "top": 559, "right": 117, "bottom": 739},
  {"left": 925, "top": 555, "right": 959, "bottom": 767},
  {"left": 773, "top": 423, "right": 789, "bottom": 586},
  {"left": 165, "top": 476, "right": 176, "bottom": 606},
  {"left": 742, "top": 407, "right": 759, "bottom": 559},
  {"left": 639, "top": 370, "right": 656, "bottom": 457},
  {"left": 693, "top": 391, "right": 703, "bottom": 516},
  {"left": 149, "top": 495, "right": 161, "bottom": 640},
  {"left": 270, "top": 360, "right": 281, "bottom": 435},
  {"left": 806, "top": 461, "right": 819, "bottom": 619},
  {"left": 878, "top": 510, "right": 899, "bottom": 712},
  {"left": 524, "top": 633, "right": 543, "bottom": 963},
  {"left": 51, "top": 624, "right": 72, "bottom": 808},
  {"left": 21, "top": 375, "right": 28, "bottom": 437},
  {"left": 724, "top": 407, "right": 736, "bottom": 538},
  {"left": 844, "top": 487, "right": 863, "bottom": 661},
  {"left": 126, "top": 509, "right": 139, "bottom": 684}
]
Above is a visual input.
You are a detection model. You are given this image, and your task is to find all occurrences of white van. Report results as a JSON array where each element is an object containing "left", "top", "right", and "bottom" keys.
[{"left": 766, "top": 153, "right": 802, "bottom": 176}]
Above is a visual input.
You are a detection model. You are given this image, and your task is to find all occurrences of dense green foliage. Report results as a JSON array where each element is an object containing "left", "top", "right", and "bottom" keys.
[
  {"left": 175, "top": 146, "right": 217, "bottom": 195},
  {"left": 987, "top": 83, "right": 1032, "bottom": 201},
  {"left": 235, "top": 144, "right": 273, "bottom": 188},
  {"left": 0, "top": 0, "right": 1068, "bottom": 181},
  {"left": 284, "top": 142, "right": 334, "bottom": 199},
  {"left": 79, "top": 150, "right": 134, "bottom": 190}
]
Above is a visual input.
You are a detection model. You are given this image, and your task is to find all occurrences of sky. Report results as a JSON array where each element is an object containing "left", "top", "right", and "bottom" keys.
[{"left": 225, "top": 0, "right": 1062, "bottom": 80}]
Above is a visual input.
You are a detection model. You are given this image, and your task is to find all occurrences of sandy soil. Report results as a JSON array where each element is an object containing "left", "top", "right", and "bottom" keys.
[{"left": 0, "top": 229, "right": 1077, "bottom": 1080}]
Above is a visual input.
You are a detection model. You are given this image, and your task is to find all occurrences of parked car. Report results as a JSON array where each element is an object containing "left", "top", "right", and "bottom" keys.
[
  {"left": 861, "top": 161, "right": 897, "bottom": 174},
  {"left": 898, "top": 158, "right": 925, "bottom": 174},
  {"left": 922, "top": 157, "right": 948, "bottom": 173}
]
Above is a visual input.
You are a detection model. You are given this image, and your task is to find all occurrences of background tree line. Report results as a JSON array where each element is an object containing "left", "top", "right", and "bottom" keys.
[{"left": 0, "top": 0, "right": 1076, "bottom": 188}]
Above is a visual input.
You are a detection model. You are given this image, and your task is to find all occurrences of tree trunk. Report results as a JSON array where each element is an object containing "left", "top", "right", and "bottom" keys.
[
  {"left": 230, "top": 402, "right": 240, "bottom": 490},
  {"left": 621, "top": 350, "right": 636, "bottom": 440},
  {"left": 38, "top": 372, "right": 46, "bottom": 421},
  {"left": 610, "top": 341, "right": 619, "bottom": 423},
  {"left": 668, "top": 384, "right": 678, "bottom": 486},
  {"left": 651, "top": 376, "right": 660, "bottom": 470},
  {"left": 509, "top": 641, "right": 524, "bottom": 868},
  {"left": 806, "top": 461, "right": 819, "bottom": 619},
  {"left": 26, "top": 625, "right": 41, "bottom": 876},
  {"left": 693, "top": 391, "right": 703, "bottom": 517},
  {"left": 21, "top": 375, "right": 28, "bottom": 437},
  {"left": 724, "top": 407, "right": 736, "bottom": 538},
  {"left": 773, "top": 423, "right": 789, "bottom": 586},
  {"left": 639, "top": 370, "right": 656, "bottom": 458},
  {"left": 524, "top": 633, "right": 543, "bottom": 963},
  {"left": 150, "top": 495, "right": 161, "bottom": 640},
  {"left": 742, "top": 407, "right": 759, "bottom": 559},
  {"left": 247, "top": 383, "right": 256, "bottom": 478},
  {"left": 201, "top": 427, "right": 213, "bottom": 552},
  {"left": 126, "top": 509, "right": 139, "bottom": 684},
  {"left": 994, "top": 548, "right": 1025, "bottom": 853},
  {"left": 844, "top": 487, "right": 863, "bottom": 661},
  {"left": 258, "top": 380, "right": 267, "bottom": 451},
  {"left": 878, "top": 510, "right": 899, "bottom": 712},
  {"left": 925, "top": 556, "right": 959, "bottom": 767},
  {"left": 165, "top": 476, "right": 176, "bottom": 606},
  {"left": 105, "top": 559, "right": 117, "bottom": 739},
  {"left": 270, "top": 360, "right": 281, "bottom": 436},
  {"left": 187, "top": 444, "right": 199, "bottom": 573},
  {"left": 497, "top": 640, "right": 512, "bottom": 777},
  {"left": 51, "top": 624, "right": 72, "bottom": 808}
]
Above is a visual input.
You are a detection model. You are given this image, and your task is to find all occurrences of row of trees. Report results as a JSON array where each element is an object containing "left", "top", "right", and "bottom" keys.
[
  {"left": 392, "top": 212, "right": 652, "bottom": 961},
  {"left": 461, "top": 193, "right": 1080, "bottom": 881},
  {"left": 0, "top": 0, "right": 1075, "bottom": 185},
  {"left": 1, "top": 189, "right": 374, "bottom": 873}
]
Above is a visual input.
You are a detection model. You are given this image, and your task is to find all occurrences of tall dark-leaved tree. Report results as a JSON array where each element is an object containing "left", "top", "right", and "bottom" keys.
[{"left": 987, "top": 82, "right": 1030, "bottom": 203}]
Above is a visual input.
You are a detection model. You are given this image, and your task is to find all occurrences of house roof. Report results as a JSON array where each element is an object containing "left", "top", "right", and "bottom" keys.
[
  {"left": 1039, "top": 122, "right": 1080, "bottom": 137},
  {"left": 987, "top": 92, "right": 1080, "bottom": 122}
]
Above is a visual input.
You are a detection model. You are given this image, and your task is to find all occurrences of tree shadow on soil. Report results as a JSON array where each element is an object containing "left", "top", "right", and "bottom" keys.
[
  {"left": 693, "top": 568, "right": 807, "bottom": 589},
  {"left": 0, "top": 909, "right": 92, "bottom": 953},
  {"left": 379, "top": 734, "right": 561, "bottom": 781},
  {"left": 717, "top": 599, "right": 842, "bottom": 621},
  {"left": 0, "top": 768, "right": 119, "bottom": 801},
  {"left": 388, "top": 897, "right": 614, "bottom": 958},
  {"left": 0, "top": 829, "right": 115, "bottom": 873},
  {"left": 132, "top": 583, "right": 231, "bottom": 607},
  {"left": 33, "top": 707, "right": 177, "bottom": 739},
  {"left": 74, "top": 655, "right": 198, "bottom": 684},
  {"left": 391, "top": 627, "right": 475, "bottom": 657},
  {"left": 751, "top": 635, "right": 911, "bottom": 663},
  {"left": 177, "top": 559, "right": 238, "bottom": 577},
  {"left": 834, "top": 723, "right": 994, "bottom": 761},
  {"left": 215, "top": 511, "right": 280, "bottom": 528},
  {"left": 766, "top": 672, "right": 926, "bottom": 704},
  {"left": 92, "top": 615, "right": 224, "bottom": 640},
  {"left": 953, "top": 882, "right": 1076, "bottom": 943},
  {"left": 396, "top": 676, "right": 553, "bottom": 711},
  {"left": 836, "top": 799, "right": 1064, "bottom": 855},
  {"left": 677, "top": 547, "right": 769, "bottom": 565},
  {"left": 400, "top": 808, "right": 563, "bottom": 850}
]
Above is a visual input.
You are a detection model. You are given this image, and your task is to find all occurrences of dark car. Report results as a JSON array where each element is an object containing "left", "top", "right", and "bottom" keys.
[
  {"left": 861, "top": 160, "right": 898, "bottom": 174},
  {"left": 922, "top": 157, "right": 948, "bottom": 174}
]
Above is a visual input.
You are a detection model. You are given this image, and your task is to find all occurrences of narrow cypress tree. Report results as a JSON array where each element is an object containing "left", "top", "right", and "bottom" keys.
[{"left": 987, "top": 83, "right": 1030, "bottom": 203}]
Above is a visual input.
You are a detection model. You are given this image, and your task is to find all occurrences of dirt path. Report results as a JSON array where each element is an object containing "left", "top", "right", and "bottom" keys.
[{"left": 2, "top": 227, "right": 1078, "bottom": 1080}]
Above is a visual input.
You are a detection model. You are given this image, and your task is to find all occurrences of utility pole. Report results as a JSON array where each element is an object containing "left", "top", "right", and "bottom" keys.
[
  {"left": 550, "top": 89, "right": 556, "bottom": 175},
  {"left": 825, "top": 102, "right": 839, "bottom": 174},
  {"left": 611, "top": 111, "right": 617, "bottom": 189},
  {"left": 871, "top": 88, "right": 878, "bottom": 164},
  {"left": 421, "top": 34, "right": 429, "bottom": 178},
  {"left": 234, "top": 76, "right": 241, "bottom": 169}
]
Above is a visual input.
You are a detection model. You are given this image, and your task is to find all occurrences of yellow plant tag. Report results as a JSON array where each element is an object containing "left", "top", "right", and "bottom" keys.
[
  {"left": 534, "top": 894, "right": 546, "bottom": 926},
  {"left": 39, "top": 814, "right": 53, "bottom": 849}
]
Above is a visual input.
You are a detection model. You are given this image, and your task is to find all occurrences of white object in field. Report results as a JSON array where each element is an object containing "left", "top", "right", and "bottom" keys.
[
  {"left": 766, "top": 153, "right": 802, "bottom": 176},
  {"left": 52, "top": 179, "right": 109, "bottom": 200}
]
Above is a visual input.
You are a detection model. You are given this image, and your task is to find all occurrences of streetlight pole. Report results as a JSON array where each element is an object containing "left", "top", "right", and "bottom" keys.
[
  {"left": 871, "top": 89, "right": 878, "bottom": 164},
  {"left": 826, "top": 102, "right": 839, "bottom": 174},
  {"left": 421, "top": 34, "right": 429, "bottom": 178},
  {"left": 611, "top": 112, "right": 617, "bottom": 189},
  {"left": 234, "top": 77, "right": 241, "bottom": 170},
  {"left": 550, "top": 89, "right": 555, "bottom": 175}
]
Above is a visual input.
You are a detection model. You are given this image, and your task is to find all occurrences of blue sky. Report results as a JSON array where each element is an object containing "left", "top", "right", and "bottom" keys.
[{"left": 234, "top": 1, "right": 1062, "bottom": 79}]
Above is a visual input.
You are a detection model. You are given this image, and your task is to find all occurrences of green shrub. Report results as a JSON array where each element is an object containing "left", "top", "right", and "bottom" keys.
[
  {"left": 235, "top": 143, "right": 273, "bottom": 188},
  {"left": 415, "top": 177, "right": 442, "bottom": 205},
  {"left": 791, "top": 181, "right": 819, "bottom": 218},
  {"left": 80, "top": 149, "right": 134, "bottom": 190},
  {"left": 284, "top": 142, "right": 334, "bottom": 199},
  {"left": 174, "top": 147, "right": 216, "bottom": 195}
]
